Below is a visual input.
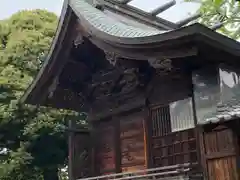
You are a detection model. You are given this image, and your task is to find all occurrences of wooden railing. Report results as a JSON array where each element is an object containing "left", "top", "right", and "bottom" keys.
[{"left": 77, "top": 163, "right": 202, "bottom": 180}]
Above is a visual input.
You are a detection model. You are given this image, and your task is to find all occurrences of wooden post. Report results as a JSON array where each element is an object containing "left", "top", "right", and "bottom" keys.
[
  {"left": 90, "top": 123, "right": 96, "bottom": 177},
  {"left": 191, "top": 80, "right": 207, "bottom": 179},
  {"left": 114, "top": 117, "right": 121, "bottom": 173},
  {"left": 68, "top": 119, "right": 74, "bottom": 180},
  {"left": 143, "top": 105, "right": 153, "bottom": 169}
]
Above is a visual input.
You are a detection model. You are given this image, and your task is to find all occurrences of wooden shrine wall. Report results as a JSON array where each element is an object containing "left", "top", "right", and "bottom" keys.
[
  {"left": 147, "top": 72, "right": 198, "bottom": 168},
  {"left": 94, "top": 120, "right": 116, "bottom": 175},
  {"left": 201, "top": 124, "right": 239, "bottom": 180},
  {"left": 93, "top": 111, "right": 147, "bottom": 175},
  {"left": 148, "top": 73, "right": 192, "bottom": 106},
  {"left": 72, "top": 133, "right": 91, "bottom": 179},
  {"left": 120, "top": 113, "right": 146, "bottom": 172},
  {"left": 149, "top": 106, "right": 198, "bottom": 167}
]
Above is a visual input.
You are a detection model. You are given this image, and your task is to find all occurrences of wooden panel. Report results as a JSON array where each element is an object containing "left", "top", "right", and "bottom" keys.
[
  {"left": 204, "top": 128, "right": 235, "bottom": 157},
  {"left": 122, "top": 165, "right": 146, "bottom": 173},
  {"left": 207, "top": 157, "right": 238, "bottom": 180},
  {"left": 95, "top": 121, "right": 116, "bottom": 175},
  {"left": 73, "top": 133, "right": 91, "bottom": 179},
  {"left": 148, "top": 73, "right": 192, "bottom": 106},
  {"left": 120, "top": 114, "right": 146, "bottom": 171},
  {"left": 150, "top": 106, "right": 197, "bottom": 168},
  {"left": 152, "top": 129, "right": 197, "bottom": 167},
  {"left": 203, "top": 125, "right": 238, "bottom": 180}
]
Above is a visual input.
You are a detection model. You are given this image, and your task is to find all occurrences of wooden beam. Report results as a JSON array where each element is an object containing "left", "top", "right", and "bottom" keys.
[
  {"left": 150, "top": 0, "right": 176, "bottom": 16},
  {"left": 148, "top": 46, "right": 198, "bottom": 68},
  {"left": 211, "top": 22, "right": 224, "bottom": 31},
  {"left": 176, "top": 13, "right": 201, "bottom": 27},
  {"left": 103, "top": 0, "right": 177, "bottom": 30},
  {"left": 119, "top": 0, "right": 133, "bottom": 4}
]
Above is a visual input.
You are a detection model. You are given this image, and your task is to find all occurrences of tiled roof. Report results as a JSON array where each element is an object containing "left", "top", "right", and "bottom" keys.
[
  {"left": 198, "top": 99, "right": 240, "bottom": 125},
  {"left": 69, "top": 0, "right": 166, "bottom": 37}
]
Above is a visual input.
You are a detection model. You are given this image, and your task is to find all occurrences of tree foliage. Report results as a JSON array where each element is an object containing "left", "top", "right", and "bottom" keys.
[
  {"left": 187, "top": 0, "right": 240, "bottom": 40},
  {"left": 0, "top": 9, "right": 86, "bottom": 180}
]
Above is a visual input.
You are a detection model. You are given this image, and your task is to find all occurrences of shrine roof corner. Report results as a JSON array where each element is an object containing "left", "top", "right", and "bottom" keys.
[{"left": 20, "top": 0, "right": 240, "bottom": 113}]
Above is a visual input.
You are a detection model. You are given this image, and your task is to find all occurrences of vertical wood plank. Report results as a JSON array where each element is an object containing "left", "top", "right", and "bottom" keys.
[
  {"left": 90, "top": 123, "right": 96, "bottom": 177},
  {"left": 68, "top": 119, "right": 74, "bottom": 180},
  {"left": 204, "top": 124, "right": 239, "bottom": 180},
  {"left": 114, "top": 117, "right": 121, "bottom": 173},
  {"left": 198, "top": 127, "right": 208, "bottom": 180},
  {"left": 119, "top": 111, "right": 146, "bottom": 172},
  {"left": 144, "top": 106, "right": 153, "bottom": 168},
  {"left": 191, "top": 81, "right": 203, "bottom": 175}
]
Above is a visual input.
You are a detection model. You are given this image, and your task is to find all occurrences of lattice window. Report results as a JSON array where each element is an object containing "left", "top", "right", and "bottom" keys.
[
  {"left": 150, "top": 106, "right": 197, "bottom": 167},
  {"left": 150, "top": 105, "right": 171, "bottom": 137}
]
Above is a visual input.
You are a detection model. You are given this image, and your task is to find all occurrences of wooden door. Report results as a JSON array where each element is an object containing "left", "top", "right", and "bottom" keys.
[
  {"left": 203, "top": 126, "right": 238, "bottom": 180},
  {"left": 120, "top": 113, "right": 147, "bottom": 172}
]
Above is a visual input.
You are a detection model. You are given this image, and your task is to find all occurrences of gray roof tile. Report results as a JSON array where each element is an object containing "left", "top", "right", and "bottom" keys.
[
  {"left": 199, "top": 99, "right": 240, "bottom": 125},
  {"left": 69, "top": 0, "right": 166, "bottom": 37}
]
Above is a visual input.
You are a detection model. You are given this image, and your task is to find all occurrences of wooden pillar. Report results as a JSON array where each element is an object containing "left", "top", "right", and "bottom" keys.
[
  {"left": 90, "top": 123, "right": 96, "bottom": 177},
  {"left": 68, "top": 119, "right": 75, "bottom": 180},
  {"left": 191, "top": 81, "right": 207, "bottom": 179},
  {"left": 198, "top": 127, "right": 208, "bottom": 180},
  {"left": 114, "top": 117, "right": 121, "bottom": 173},
  {"left": 143, "top": 106, "right": 153, "bottom": 169}
]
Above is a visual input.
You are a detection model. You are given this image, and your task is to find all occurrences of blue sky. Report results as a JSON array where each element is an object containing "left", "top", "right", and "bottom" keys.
[
  {"left": 0, "top": 0, "right": 64, "bottom": 20},
  {"left": 0, "top": 0, "right": 199, "bottom": 23}
]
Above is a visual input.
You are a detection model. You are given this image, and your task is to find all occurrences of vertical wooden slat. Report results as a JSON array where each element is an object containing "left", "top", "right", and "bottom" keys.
[
  {"left": 198, "top": 127, "right": 208, "bottom": 180},
  {"left": 204, "top": 125, "right": 239, "bottom": 180},
  {"left": 94, "top": 120, "right": 116, "bottom": 175},
  {"left": 91, "top": 128, "right": 96, "bottom": 177},
  {"left": 142, "top": 113, "right": 149, "bottom": 169},
  {"left": 114, "top": 117, "right": 121, "bottom": 173},
  {"left": 191, "top": 82, "right": 203, "bottom": 175},
  {"left": 68, "top": 119, "right": 74, "bottom": 180},
  {"left": 145, "top": 107, "right": 154, "bottom": 168},
  {"left": 119, "top": 112, "right": 146, "bottom": 172}
]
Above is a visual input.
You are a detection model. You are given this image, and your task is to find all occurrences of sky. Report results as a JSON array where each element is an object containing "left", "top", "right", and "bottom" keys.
[
  {"left": 0, "top": 0, "right": 64, "bottom": 20},
  {"left": 0, "top": 0, "right": 199, "bottom": 23}
]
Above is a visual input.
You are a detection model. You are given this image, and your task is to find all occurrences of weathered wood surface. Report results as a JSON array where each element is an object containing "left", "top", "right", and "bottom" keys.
[
  {"left": 95, "top": 121, "right": 116, "bottom": 174},
  {"left": 72, "top": 133, "right": 91, "bottom": 179},
  {"left": 120, "top": 115, "right": 146, "bottom": 172},
  {"left": 93, "top": 112, "right": 147, "bottom": 175},
  {"left": 202, "top": 125, "right": 238, "bottom": 180},
  {"left": 150, "top": 106, "right": 197, "bottom": 167}
]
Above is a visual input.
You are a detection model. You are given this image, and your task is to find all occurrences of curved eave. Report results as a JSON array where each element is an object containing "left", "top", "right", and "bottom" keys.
[
  {"left": 78, "top": 19, "right": 240, "bottom": 59},
  {"left": 21, "top": 0, "right": 240, "bottom": 107},
  {"left": 68, "top": 0, "right": 240, "bottom": 58}
]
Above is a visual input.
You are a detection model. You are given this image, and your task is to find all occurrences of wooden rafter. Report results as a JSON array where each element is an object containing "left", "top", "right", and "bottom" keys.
[
  {"left": 150, "top": 0, "right": 176, "bottom": 16},
  {"left": 103, "top": 0, "right": 177, "bottom": 30},
  {"left": 176, "top": 13, "right": 201, "bottom": 27},
  {"left": 118, "top": 0, "right": 133, "bottom": 4}
]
